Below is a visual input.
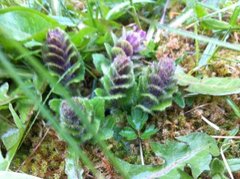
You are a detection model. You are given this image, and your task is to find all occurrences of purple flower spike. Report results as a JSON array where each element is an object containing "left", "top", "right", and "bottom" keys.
[
  {"left": 153, "top": 57, "right": 175, "bottom": 88},
  {"left": 43, "top": 28, "right": 79, "bottom": 83},
  {"left": 60, "top": 98, "right": 90, "bottom": 140},
  {"left": 148, "top": 57, "right": 175, "bottom": 97},
  {"left": 125, "top": 26, "right": 146, "bottom": 53},
  {"left": 110, "top": 55, "right": 134, "bottom": 95},
  {"left": 60, "top": 98, "right": 81, "bottom": 127},
  {"left": 141, "top": 57, "right": 175, "bottom": 110}
]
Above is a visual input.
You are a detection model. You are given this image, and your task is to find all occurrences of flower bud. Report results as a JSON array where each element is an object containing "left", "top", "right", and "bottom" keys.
[{"left": 125, "top": 26, "right": 146, "bottom": 53}]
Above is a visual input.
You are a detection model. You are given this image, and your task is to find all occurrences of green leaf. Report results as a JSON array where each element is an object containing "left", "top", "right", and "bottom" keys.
[
  {"left": 0, "top": 171, "right": 41, "bottom": 179},
  {"left": 227, "top": 158, "right": 240, "bottom": 172},
  {"left": 88, "top": 97, "right": 105, "bottom": 120},
  {"left": 210, "top": 158, "right": 227, "bottom": 178},
  {"left": 50, "top": 15, "right": 80, "bottom": 27},
  {"left": 173, "top": 92, "right": 185, "bottom": 108},
  {"left": 229, "top": 6, "right": 240, "bottom": 26},
  {"left": 195, "top": 3, "right": 208, "bottom": 18},
  {"left": 70, "top": 26, "right": 96, "bottom": 47},
  {"left": 201, "top": 18, "right": 232, "bottom": 30},
  {"left": 119, "top": 127, "right": 137, "bottom": 140},
  {"left": 113, "top": 133, "right": 219, "bottom": 179},
  {"left": 151, "top": 98, "right": 173, "bottom": 111},
  {"left": 140, "top": 125, "right": 158, "bottom": 140},
  {"left": 222, "top": 126, "right": 239, "bottom": 152},
  {"left": 176, "top": 68, "right": 240, "bottom": 96},
  {"left": 1, "top": 128, "right": 20, "bottom": 151},
  {"left": 0, "top": 105, "right": 26, "bottom": 170},
  {"left": 104, "top": 43, "right": 113, "bottom": 60},
  {"left": 99, "top": 128, "right": 114, "bottom": 140},
  {"left": 226, "top": 97, "right": 240, "bottom": 118},
  {"left": 66, "top": 59, "right": 85, "bottom": 85},
  {"left": 120, "top": 132, "right": 219, "bottom": 179},
  {"left": 128, "top": 108, "right": 148, "bottom": 131},
  {"left": 0, "top": 83, "right": 18, "bottom": 106},
  {"left": 9, "top": 103, "right": 24, "bottom": 129},
  {"left": 0, "top": 152, "right": 8, "bottom": 170},
  {"left": 177, "top": 169, "right": 193, "bottom": 179},
  {"left": 0, "top": 7, "right": 59, "bottom": 41},
  {"left": 92, "top": 53, "right": 110, "bottom": 75},
  {"left": 49, "top": 98, "right": 62, "bottom": 113}
]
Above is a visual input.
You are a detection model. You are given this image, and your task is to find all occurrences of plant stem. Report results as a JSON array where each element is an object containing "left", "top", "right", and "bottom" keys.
[
  {"left": 129, "top": 0, "right": 141, "bottom": 29},
  {"left": 49, "top": 0, "right": 62, "bottom": 16},
  {"left": 194, "top": 23, "right": 199, "bottom": 64},
  {"left": 160, "top": 0, "right": 169, "bottom": 24},
  {"left": 138, "top": 138, "right": 145, "bottom": 165},
  {"left": 86, "top": 0, "right": 97, "bottom": 28}
]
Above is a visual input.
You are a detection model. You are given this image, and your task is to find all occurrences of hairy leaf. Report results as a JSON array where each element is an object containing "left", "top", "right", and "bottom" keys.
[
  {"left": 116, "top": 132, "right": 219, "bottom": 179},
  {"left": 176, "top": 68, "right": 240, "bottom": 95}
]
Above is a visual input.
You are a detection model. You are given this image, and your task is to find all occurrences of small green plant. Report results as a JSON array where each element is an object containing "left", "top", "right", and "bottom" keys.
[
  {"left": 120, "top": 108, "right": 158, "bottom": 141},
  {"left": 120, "top": 108, "right": 158, "bottom": 164},
  {"left": 95, "top": 26, "right": 178, "bottom": 114}
]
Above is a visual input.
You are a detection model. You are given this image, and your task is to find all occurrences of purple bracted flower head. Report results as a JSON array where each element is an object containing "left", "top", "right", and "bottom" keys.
[
  {"left": 43, "top": 28, "right": 79, "bottom": 83},
  {"left": 60, "top": 98, "right": 90, "bottom": 139},
  {"left": 114, "top": 26, "right": 146, "bottom": 57},
  {"left": 141, "top": 57, "right": 175, "bottom": 110},
  {"left": 125, "top": 26, "right": 146, "bottom": 53},
  {"left": 149, "top": 57, "right": 175, "bottom": 93},
  {"left": 110, "top": 55, "right": 134, "bottom": 95},
  {"left": 60, "top": 98, "right": 81, "bottom": 127}
]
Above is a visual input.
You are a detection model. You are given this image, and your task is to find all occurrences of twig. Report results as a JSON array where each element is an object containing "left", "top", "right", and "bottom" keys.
[
  {"left": 201, "top": 115, "right": 220, "bottom": 131},
  {"left": 212, "top": 135, "right": 240, "bottom": 139},
  {"left": 129, "top": 0, "right": 141, "bottom": 28},
  {"left": 220, "top": 144, "right": 234, "bottom": 179},
  {"left": 160, "top": 0, "right": 170, "bottom": 25},
  {"left": 154, "top": 0, "right": 169, "bottom": 42},
  {"left": 138, "top": 138, "right": 145, "bottom": 165},
  {"left": 184, "top": 103, "right": 210, "bottom": 114}
]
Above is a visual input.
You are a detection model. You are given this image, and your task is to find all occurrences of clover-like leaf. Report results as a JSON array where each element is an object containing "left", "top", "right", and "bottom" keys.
[
  {"left": 127, "top": 108, "right": 148, "bottom": 131},
  {"left": 140, "top": 124, "right": 158, "bottom": 140},
  {"left": 119, "top": 127, "right": 137, "bottom": 140}
]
